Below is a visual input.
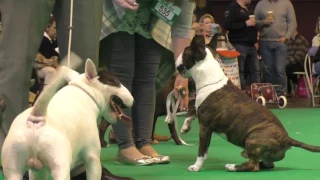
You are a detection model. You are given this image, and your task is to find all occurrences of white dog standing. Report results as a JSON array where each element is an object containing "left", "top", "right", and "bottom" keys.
[{"left": 1, "top": 53, "right": 134, "bottom": 179}]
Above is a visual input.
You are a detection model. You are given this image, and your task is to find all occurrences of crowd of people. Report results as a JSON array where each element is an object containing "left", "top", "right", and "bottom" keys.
[
  {"left": 223, "top": 0, "right": 320, "bottom": 97},
  {"left": 0, "top": 0, "right": 320, "bottom": 179}
]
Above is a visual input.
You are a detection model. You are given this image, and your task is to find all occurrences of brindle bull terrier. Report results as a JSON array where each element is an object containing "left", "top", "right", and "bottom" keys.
[{"left": 175, "top": 34, "right": 320, "bottom": 172}]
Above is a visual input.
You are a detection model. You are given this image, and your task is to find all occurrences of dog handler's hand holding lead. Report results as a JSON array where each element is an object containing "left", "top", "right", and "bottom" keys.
[
  {"left": 113, "top": 0, "right": 139, "bottom": 10},
  {"left": 174, "top": 74, "right": 189, "bottom": 111}
]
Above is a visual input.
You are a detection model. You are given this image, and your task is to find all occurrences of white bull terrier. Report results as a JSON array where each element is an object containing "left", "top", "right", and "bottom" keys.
[{"left": 1, "top": 53, "right": 134, "bottom": 180}]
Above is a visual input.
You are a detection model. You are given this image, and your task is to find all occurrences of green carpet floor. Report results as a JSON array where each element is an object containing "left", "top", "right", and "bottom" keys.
[{"left": 2, "top": 108, "right": 320, "bottom": 179}]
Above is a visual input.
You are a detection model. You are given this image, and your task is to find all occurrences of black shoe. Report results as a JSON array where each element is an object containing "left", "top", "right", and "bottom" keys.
[
  {"left": 23, "top": 172, "right": 29, "bottom": 180},
  {"left": 71, "top": 166, "right": 134, "bottom": 180}
]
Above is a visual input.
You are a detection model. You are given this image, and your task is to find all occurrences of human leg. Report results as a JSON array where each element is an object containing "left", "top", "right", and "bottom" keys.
[
  {"left": 100, "top": 32, "right": 135, "bottom": 149},
  {"left": 132, "top": 34, "right": 162, "bottom": 149},
  {"left": 0, "top": 0, "right": 55, "bottom": 153},
  {"left": 315, "top": 61, "right": 320, "bottom": 74},
  {"left": 99, "top": 32, "right": 155, "bottom": 166},
  {"left": 132, "top": 34, "right": 170, "bottom": 163},
  {"left": 285, "top": 63, "right": 304, "bottom": 94},
  {"left": 53, "top": 0, "right": 103, "bottom": 73},
  {"left": 233, "top": 44, "right": 248, "bottom": 90},
  {"left": 274, "top": 42, "right": 288, "bottom": 95},
  {"left": 247, "top": 46, "right": 261, "bottom": 85},
  {"left": 260, "top": 41, "right": 275, "bottom": 85}
]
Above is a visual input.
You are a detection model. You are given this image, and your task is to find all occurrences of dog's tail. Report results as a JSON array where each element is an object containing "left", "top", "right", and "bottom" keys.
[
  {"left": 289, "top": 137, "right": 320, "bottom": 152},
  {"left": 28, "top": 52, "right": 83, "bottom": 127}
]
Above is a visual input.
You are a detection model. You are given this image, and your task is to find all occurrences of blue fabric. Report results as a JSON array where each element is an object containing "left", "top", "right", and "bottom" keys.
[{"left": 260, "top": 41, "right": 288, "bottom": 95}]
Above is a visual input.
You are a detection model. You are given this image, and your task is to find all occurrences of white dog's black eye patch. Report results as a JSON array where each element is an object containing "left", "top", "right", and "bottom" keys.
[{"left": 98, "top": 70, "right": 121, "bottom": 87}]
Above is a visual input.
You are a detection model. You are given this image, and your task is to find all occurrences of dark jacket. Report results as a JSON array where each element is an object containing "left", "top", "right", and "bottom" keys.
[
  {"left": 223, "top": 1, "right": 257, "bottom": 46},
  {"left": 38, "top": 33, "right": 59, "bottom": 59}
]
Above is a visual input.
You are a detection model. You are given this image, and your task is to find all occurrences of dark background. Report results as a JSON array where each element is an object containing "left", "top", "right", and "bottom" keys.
[
  {"left": 195, "top": 0, "right": 320, "bottom": 44},
  {"left": 0, "top": 1, "right": 319, "bottom": 43}
]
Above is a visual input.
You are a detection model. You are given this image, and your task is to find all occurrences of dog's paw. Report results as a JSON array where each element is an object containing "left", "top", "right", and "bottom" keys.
[
  {"left": 259, "top": 161, "right": 274, "bottom": 169},
  {"left": 225, "top": 164, "right": 236, "bottom": 172},
  {"left": 188, "top": 165, "right": 200, "bottom": 172}
]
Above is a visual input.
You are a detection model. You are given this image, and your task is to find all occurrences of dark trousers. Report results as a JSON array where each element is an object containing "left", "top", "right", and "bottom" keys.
[
  {"left": 99, "top": 32, "right": 162, "bottom": 149},
  {"left": 260, "top": 41, "right": 288, "bottom": 95},
  {"left": 286, "top": 63, "right": 304, "bottom": 93},
  {"left": 233, "top": 44, "right": 260, "bottom": 90}
]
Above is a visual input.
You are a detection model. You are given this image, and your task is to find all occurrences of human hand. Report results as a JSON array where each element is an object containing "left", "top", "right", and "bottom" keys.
[
  {"left": 113, "top": 0, "right": 139, "bottom": 10},
  {"left": 246, "top": 19, "right": 256, "bottom": 27},
  {"left": 279, "top": 37, "right": 287, "bottom": 43},
  {"left": 263, "top": 18, "right": 272, "bottom": 25},
  {"left": 192, "top": 23, "right": 200, "bottom": 32},
  {"left": 174, "top": 74, "right": 189, "bottom": 111}
]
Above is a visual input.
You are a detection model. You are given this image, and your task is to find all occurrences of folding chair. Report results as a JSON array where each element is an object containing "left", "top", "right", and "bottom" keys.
[
  {"left": 304, "top": 53, "right": 320, "bottom": 107},
  {"left": 291, "top": 54, "right": 311, "bottom": 98}
]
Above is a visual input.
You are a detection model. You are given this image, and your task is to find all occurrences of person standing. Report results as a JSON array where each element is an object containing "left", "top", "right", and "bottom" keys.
[
  {"left": 224, "top": 0, "right": 260, "bottom": 90},
  {"left": 254, "top": 0, "right": 297, "bottom": 96},
  {"left": 99, "top": 0, "right": 204, "bottom": 165}
]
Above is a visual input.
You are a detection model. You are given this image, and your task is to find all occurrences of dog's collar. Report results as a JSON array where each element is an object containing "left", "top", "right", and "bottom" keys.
[
  {"left": 68, "top": 83, "right": 100, "bottom": 109},
  {"left": 196, "top": 78, "right": 225, "bottom": 94}
]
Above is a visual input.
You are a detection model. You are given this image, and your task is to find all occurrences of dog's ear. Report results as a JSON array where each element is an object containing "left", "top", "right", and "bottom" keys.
[
  {"left": 85, "top": 59, "right": 97, "bottom": 79},
  {"left": 190, "top": 35, "right": 206, "bottom": 61}
]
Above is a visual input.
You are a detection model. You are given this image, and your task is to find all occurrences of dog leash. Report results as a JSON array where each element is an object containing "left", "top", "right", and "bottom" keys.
[
  {"left": 67, "top": 0, "right": 74, "bottom": 67},
  {"left": 164, "top": 90, "right": 193, "bottom": 146}
]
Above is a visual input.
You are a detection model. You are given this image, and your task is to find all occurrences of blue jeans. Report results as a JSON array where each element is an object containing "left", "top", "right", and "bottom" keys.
[
  {"left": 233, "top": 44, "right": 260, "bottom": 90},
  {"left": 315, "top": 61, "right": 320, "bottom": 74},
  {"left": 260, "top": 41, "right": 288, "bottom": 95}
]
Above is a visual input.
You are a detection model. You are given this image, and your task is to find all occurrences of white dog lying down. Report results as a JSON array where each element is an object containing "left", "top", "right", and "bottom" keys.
[{"left": 1, "top": 53, "right": 134, "bottom": 179}]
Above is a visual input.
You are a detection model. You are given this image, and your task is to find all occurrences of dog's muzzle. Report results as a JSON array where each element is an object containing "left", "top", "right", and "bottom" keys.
[
  {"left": 176, "top": 64, "right": 191, "bottom": 78},
  {"left": 110, "top": 96, "right": 131, "bottom": 123}
]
